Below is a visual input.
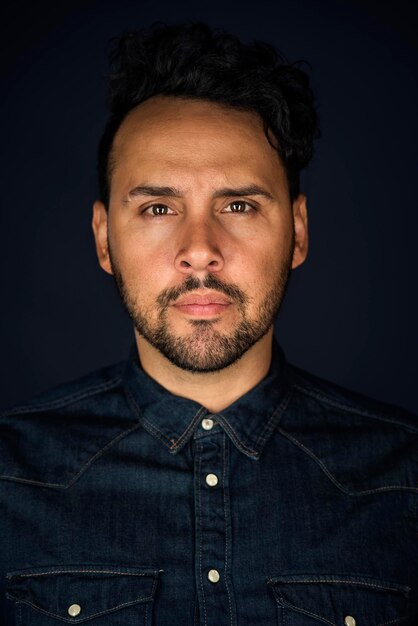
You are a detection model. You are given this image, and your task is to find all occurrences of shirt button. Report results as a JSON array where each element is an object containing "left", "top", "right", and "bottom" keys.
[
  {"left": 344, "top": 617, "right": 356, "bottom": 626},
  {"left": 205, "top": 473, "right": 218, "bottom": 487},
  {"left": 201, "top": 418, "right": 214, "bottom": 430},
  {"left": 208, "top": 569, "right": 220, "bottom": 583},
  {"left": 68, "top": 604, "right": 81, "bottom": 617}
]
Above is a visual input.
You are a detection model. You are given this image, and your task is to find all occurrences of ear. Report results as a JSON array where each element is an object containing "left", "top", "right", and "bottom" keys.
[
  {"left": 92, "top": 200, "right": 113, "bottom": 275},
  {"left": 291, "top": 193, "right": 309, "bottom": 269}
]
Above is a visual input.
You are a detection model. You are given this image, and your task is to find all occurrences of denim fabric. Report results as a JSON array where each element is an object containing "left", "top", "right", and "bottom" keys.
[{"left": 0, "top": 340, "right": 417, "bottom": 625}]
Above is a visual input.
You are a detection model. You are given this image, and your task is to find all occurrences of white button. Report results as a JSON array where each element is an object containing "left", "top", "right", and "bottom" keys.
[
  {"left": 344, "top": 617, "right": 356, "bottom": 626},
  {"left": 201, "top": 418, "right": 214, "bottom": 430},
  {"left": 208, "top": 569, "right": 220, "bottom": 583},
  {"left": 68, "top": 604, "right": 81, "bottom": 617},
  {"left": 206, "top": 473, "right": 218, "bottom": 487}
]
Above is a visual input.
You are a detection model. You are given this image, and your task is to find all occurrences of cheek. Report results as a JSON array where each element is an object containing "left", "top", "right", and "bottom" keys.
[
  {"left": 113, "top": 234, "right": 175, "bottom": 299},
  {"left": 239, "top": 232, "right": 291, "bottom": 279}
]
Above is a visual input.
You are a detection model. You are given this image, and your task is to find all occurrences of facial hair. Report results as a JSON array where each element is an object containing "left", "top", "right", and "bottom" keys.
[{"left": 108, "top": 232, "right": 294, "bottom": 373}]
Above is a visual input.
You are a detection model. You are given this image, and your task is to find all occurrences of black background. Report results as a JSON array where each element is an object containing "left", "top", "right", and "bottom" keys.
[{"left": 1, "top": 0, "right": 417, "bottom": 413}]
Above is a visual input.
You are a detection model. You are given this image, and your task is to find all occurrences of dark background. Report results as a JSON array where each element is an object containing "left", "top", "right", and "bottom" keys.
[{"left": 1, "top": 0, "right": 417, "bottom": 413}]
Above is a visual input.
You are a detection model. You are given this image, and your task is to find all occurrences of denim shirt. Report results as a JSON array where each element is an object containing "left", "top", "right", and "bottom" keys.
[{"left": 0, "top": 340, "right": 417, "bottom": 625}]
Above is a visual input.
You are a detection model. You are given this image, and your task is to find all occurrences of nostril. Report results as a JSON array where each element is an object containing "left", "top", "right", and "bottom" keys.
[{"left": 180, "top": 260, "right": 192, "bottom": 268}]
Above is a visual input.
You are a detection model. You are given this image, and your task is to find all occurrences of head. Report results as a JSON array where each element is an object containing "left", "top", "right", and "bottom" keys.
[{"left": 92, "top": 23, "right": 319, "bottom": 372}]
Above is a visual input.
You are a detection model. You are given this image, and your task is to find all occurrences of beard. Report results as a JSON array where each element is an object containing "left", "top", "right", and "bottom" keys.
[{"left": 109, "top": 233, "right": 294, "bottom": 373}]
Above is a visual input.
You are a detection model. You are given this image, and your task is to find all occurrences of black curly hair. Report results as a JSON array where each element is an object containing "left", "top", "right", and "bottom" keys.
[{"left": 98, "top": 22, "right": 319, "bottom": 206}]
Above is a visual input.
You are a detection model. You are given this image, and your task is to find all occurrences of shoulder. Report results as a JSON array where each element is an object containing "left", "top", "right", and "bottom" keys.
[
  {"left": 0, "top": 360, "right": 138, "bottom": 489},
  {"left": 1, "top": 361, "right": 126, "bottom": 418},
  {"left": 288, "top": 362, "right": 418, "bottom": 432},
  {"left": 281, "top": 362, "right": 418, "bottom": 495}
]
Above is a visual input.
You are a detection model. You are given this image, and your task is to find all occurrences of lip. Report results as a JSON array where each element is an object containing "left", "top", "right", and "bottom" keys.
[
  {"left": 172, "top": 292, "right": 232, "bottom": 317},
  {"left": 173, "top": 292, "right": 232, "bottom": 307}
]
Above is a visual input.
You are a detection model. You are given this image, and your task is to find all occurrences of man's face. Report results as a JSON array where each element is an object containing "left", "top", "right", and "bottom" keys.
[{"left": 93, "top": 97, "right": 308, "bottom": 372}]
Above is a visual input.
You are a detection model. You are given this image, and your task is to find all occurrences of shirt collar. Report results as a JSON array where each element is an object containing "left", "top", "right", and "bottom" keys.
[{"left": 122, "top": 340, "right": 293, "bottom": 460}]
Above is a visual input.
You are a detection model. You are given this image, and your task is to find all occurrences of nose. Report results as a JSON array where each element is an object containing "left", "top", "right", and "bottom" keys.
[{"left": 174, "top": 217, "right": 225, "bottom": 275}]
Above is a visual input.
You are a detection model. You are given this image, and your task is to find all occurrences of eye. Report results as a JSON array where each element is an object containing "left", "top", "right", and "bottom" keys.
[
  {"left": 222, "top": 201, "right": 254, "bottom": 213},
  {"left": 143, "top": 204, "right": 176, "bottom": 216}
]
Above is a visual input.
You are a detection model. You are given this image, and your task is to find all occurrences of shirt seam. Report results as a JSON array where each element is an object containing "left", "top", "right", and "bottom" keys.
[
  {"left": 0, "top": 421, "right": 142, "bottom": 489},
  {"left": 125, "top": 384, "right": 208, "bottom": 452},
  {"left": 253, "top": 386, "right": 294, "bottom": 449},
  {"left": 7, "top": 568, "right": 158, "bottom": 578},
  {"left": 125, "top": 386, "right": 192, "bottom": 449},
  {"left": 277, "top": 425, "right": 418, "bottom": 495},
  {"left": 267, "top": 577, "right": 410, "bottom": 593},
  {"left": 1, "top": 376, "right": 123, "bottom": 417},
  {"left": 293, "top": 383, "right": 418, "bottom": 433}
]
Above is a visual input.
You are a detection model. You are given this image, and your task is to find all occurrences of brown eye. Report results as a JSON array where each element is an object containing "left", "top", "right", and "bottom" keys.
[
  {"left": 231, "top": 202, "right": 245, "bottom": 212},
  {"left": 224, "top": 201, "right": 253, "bottom": 213},
  {"left": 143, "top": 204, "right": 174, "bottom": 216},
  {"left": 151, "top": 205, "right": 169, "bottom": 215}
]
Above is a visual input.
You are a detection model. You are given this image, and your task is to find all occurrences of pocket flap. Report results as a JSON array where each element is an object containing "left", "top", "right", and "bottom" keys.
[
  {"left": 267, "top": 574, "right": 410, "bottom": 626},
  {"left": 6, "top": 565, "right": 160, "bottom": 623}
]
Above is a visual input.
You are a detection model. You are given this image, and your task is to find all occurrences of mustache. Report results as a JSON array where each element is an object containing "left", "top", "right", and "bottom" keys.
[{"left": 156, "top": 274, "right": 248, "bottom": 309}]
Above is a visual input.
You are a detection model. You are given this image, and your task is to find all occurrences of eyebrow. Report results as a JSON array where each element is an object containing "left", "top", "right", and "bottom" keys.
[
  {"left": 214, "top": 186, "right": 274, "bottom": 201},
  {"left": 125, "top": 184, "right": 274, "bottom": 202},
  {"left": 126, "top": 186, "right": 182, "bottom": 199}
]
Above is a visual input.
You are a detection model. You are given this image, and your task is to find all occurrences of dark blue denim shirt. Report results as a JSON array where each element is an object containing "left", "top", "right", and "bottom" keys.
[{"left": 1, "top": 340, "right": 417, "bottom": 625}]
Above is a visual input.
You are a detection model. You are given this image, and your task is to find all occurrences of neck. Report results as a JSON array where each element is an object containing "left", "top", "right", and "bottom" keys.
[{"left": 134, "top": 329, "right": 274, "bottom": 413}]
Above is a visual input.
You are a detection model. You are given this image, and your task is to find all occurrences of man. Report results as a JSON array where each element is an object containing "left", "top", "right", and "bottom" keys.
[{"left": 1, "top": 22, "right": 417, "bottom": 625}]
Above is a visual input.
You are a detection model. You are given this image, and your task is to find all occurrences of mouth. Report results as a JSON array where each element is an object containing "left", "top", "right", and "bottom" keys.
[{"left": 172, "top": 292, "right": 232, "bottom": 317}]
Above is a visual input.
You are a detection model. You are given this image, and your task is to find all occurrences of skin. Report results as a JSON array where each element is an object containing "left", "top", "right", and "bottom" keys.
[{"left": 92, "top": 96, "right": 308, "bottom": 412}]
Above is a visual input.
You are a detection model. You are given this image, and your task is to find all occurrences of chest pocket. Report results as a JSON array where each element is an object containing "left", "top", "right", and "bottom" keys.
[
  {"left": 267, "top": 574, "right": 410, "bottom": 626},
  {"left": 5, "top": 565, "right": 160, "bottom": 625}
]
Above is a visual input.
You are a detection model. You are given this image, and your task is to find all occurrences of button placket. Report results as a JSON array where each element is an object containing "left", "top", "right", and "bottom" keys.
[{"left": 194, "top": 431, "right": 236, "bottom": 625}]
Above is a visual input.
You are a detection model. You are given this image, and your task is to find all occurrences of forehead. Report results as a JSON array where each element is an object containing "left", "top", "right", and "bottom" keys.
[{"left": 111, "top": 96, "right": 287, "bottom": 192}]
